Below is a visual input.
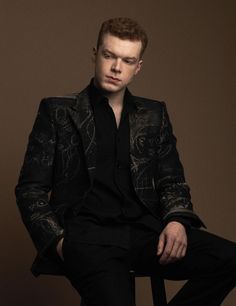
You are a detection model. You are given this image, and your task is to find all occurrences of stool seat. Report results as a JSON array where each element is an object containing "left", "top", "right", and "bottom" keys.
[{"left": 80, "top": 270, "right": 167, "bottom": 306}]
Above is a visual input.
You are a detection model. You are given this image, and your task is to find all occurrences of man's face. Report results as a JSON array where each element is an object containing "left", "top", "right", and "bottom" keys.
[{"left": 93, "top": 33, "right": 143, "bottom": 94}]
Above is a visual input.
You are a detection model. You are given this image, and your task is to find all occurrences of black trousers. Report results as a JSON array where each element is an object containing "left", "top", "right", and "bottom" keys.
[{"left": 62, "top": 224, "right": 236, "bottom": 306}]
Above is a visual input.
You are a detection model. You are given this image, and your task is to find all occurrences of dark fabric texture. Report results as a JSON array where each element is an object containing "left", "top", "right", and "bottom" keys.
[
  {"left": 62, "top": 226, "right": 236, "bottom": 306},
  {"left": 15, "top": 81, "right": 205, "bottom": 276},
  {"left": 80, "top": 79, "right": 142, "bottom": 222},
  {"left": 63, "top": 80, "right": 193, "bottom": 250}
]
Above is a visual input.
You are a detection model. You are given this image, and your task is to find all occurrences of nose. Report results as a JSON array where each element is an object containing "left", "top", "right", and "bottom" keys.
[{"left": 111, "top": 59, "right": 122, "bottom": 73}]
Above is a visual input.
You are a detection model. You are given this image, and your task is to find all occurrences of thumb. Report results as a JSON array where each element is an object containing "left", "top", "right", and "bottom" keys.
[{"left": 157, "top": 233, "right": 165, "bottom": 255}]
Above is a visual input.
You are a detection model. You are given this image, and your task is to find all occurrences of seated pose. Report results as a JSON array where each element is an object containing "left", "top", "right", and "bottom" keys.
[{"left": 15, "top": 17, "right": 236, "bottom": 306}]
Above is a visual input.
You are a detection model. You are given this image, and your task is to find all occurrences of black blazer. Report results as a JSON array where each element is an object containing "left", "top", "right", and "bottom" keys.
[{"left": 15, "top": 84, "right": 204, "bottom": 276}]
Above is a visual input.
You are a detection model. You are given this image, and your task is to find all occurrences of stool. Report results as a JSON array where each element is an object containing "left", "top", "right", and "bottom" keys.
[{"left": 80, "top": 270, "right": 167, "bottom": 306}]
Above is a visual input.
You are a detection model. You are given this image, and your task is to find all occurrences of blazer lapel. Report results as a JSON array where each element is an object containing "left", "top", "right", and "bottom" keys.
[
  {"left": 68, "top": 87, "right": 96, "bottom": 184},
  {"left": 67, "top": 87, "right": 148, "bottom": 188}
]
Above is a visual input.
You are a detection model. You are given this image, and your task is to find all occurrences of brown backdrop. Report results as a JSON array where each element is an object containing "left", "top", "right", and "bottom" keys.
[{"left": 1, "top": 0, "right": 235, "bottom": 305}]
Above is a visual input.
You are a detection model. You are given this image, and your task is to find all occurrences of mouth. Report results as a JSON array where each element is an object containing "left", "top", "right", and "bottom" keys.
[{"left": 106, "top": 75, "right": 121, "bottom": 82}]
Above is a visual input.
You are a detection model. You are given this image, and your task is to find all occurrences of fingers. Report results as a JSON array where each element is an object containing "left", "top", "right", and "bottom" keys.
[
  {"left": 56, "top": 237, "right": 65, "bottom": 261},
  {"left": 180, "top": 242, "right": 187, "bottom": 259},
  {"left": 157, "top": 224, "right": 188, "bottom": 265},
  {"left": 157, "top": 233, "right": 165, "bottom": 256},
  {"left": 166, "top": 238, "right": 187, "bottom": 264},
  {"left": 159, "top": 236, "right": 175, "bottom": 265},
  {"left": 159, "top": 238, "right": 187, "bottom": 265}
]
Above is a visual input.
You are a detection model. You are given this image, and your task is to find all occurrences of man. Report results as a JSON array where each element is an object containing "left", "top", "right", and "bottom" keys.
[{"left": 15, "top": 17, "right": 236, "bottom": 306}]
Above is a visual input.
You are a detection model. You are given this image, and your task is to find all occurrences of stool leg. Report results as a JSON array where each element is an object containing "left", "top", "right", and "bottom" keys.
[
  {"left": 130, "top": 272, "right": 136, "bottom": 306},
  {"left": 150, "top": 275, "right": 167, "bottom": 306},
  {"left": 80, "top": 297, "right": 86, "bottom": 306}
]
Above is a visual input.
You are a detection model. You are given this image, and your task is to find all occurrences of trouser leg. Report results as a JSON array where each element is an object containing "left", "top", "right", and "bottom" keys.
[
  {"left": 165, "top": 229, "right": 236, "bottom": 306},
  {"left": 61, "top": 224, "right": 159, "bottom": 306},
  {"left": 62, "top": 241, "right": 134, "bottom": 306},
  {"left": 62, "top": 225, "right": 236, "bottom": 306},
  {"left": 132, "top": 227, "right": 236, "bottom": 306}
]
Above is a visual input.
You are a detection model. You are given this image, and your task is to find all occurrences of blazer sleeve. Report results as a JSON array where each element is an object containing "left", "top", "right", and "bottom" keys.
[
  {"left": 15, "top": 99, "right": 64, "bottom": 257},
  {"left": 155, "top": 102, "right": 206, "bottom": 228}
]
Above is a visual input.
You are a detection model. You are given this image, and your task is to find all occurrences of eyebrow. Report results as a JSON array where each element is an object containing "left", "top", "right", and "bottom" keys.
[{"left": 103, "top": 49, "right": 138, "bottom": 61}]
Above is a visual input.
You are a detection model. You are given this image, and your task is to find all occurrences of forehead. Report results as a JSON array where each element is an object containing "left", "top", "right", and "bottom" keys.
[{"left": 100, "top": 33, "right": 142, "bottom": 58}]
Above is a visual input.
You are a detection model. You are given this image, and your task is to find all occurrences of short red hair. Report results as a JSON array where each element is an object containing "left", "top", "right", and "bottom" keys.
[{"left": 96, "top": 17, "right": 148, "bottom": 58}]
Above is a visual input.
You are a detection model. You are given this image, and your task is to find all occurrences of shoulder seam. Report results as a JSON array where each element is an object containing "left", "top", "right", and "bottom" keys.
[{"left": 43, "top": 95, "right": 77, "bottom": 100}]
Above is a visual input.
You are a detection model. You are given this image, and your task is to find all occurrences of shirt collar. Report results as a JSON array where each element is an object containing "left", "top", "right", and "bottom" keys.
[{"left": 88, "top": 78, "right": 136, "bottom": 113}]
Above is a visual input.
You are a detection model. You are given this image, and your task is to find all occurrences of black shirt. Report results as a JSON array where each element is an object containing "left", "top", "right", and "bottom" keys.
[
  {"left": 62, "top": 79, "right": 191, "bottom": 250},
  {"left": 64, "top": 80, "right": 163, "bottom": 249}
]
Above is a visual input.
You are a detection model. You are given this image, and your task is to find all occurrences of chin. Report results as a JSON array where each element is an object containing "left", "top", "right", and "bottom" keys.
[{"left": 100, "top": 81, "right": 123, "bottom": 93}]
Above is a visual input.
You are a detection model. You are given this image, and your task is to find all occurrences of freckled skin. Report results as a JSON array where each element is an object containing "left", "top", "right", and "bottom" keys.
[{"left": 93, "top": 33, "right": 143, "bottom": 97}]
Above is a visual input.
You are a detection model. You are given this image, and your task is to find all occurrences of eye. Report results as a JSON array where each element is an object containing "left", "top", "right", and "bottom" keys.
[
  {"left": 102, "top": 52, "right": 113, "bottom": 59},
  {"left": 123, "top": 58, "right": 136, "bottom": 65}
]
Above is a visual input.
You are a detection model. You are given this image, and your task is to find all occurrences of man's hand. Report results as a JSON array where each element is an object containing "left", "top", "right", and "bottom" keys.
[
  {"left": 56, "top": 237, "right": 64, "bottom": 261},
  {"left": 157, "top": 221, "right": 187, "bottom": 265}
]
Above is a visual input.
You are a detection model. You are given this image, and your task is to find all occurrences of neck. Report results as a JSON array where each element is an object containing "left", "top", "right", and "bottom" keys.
[
  {"left": 93, "top": 79, "right": 125, "bottom": 107},
  {"left": 105, "top": 90, "right": 125, "bottom": 108}
]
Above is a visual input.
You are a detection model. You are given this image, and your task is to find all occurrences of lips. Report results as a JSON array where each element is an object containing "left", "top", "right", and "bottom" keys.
[{"left": 106, "top": 75, "right": 121, "bottom": 82}]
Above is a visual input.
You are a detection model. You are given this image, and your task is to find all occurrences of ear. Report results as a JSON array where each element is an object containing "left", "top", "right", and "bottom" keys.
[
  {"left": 92, "top": 47, "right": 97, "bottom": 63},
  {"left": 134, "top": 60, "right": 143, "bottom": 76}
]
